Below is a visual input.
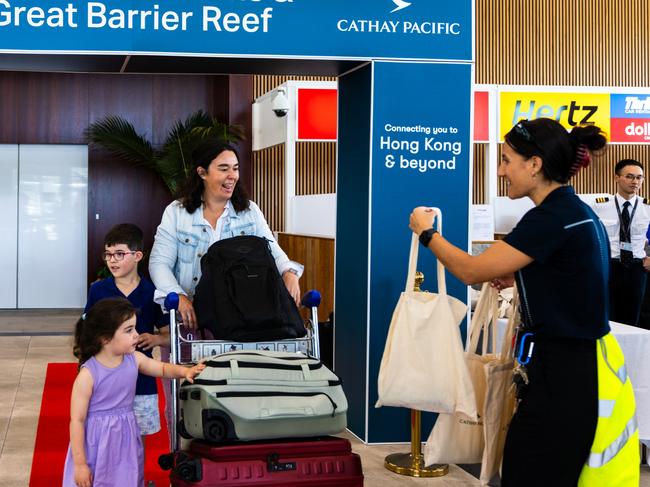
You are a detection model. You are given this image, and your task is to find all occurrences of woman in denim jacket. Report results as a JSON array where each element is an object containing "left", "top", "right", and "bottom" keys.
[{"left": 149, "top": 140, "right": 303, "bottom": 328}]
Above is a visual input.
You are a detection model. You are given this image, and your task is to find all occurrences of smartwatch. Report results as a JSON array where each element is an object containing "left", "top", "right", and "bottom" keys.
[{"left": 419, "top": 228, "right": 438, "bottom": 248}]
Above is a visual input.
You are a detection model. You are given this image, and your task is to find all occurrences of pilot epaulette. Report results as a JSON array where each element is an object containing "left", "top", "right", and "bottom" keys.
[{"left": 595, "top": 197, "right": 610, "bottom": 203}]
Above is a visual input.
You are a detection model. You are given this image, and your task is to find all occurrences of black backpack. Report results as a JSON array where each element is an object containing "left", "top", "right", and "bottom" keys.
[{"left": 193, "top": 235, "right": 307, "bottom": 342}]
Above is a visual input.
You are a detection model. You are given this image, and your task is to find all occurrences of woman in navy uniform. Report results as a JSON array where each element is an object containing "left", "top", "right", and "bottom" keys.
[{"left": 410, "top": 118, "right": 613, "bottom": 486}]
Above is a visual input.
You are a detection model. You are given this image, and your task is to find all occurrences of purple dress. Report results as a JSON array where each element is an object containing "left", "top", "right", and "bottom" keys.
[{"left": 62, "top": 353, "right": 143, "bottom": 487}]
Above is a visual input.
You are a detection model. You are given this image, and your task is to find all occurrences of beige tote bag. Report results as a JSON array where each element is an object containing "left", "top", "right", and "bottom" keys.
[
  {"left": 376, "top": 208, "right": 475, "bottom": 417},
  {"left": 479, "top": 289, "right": 519, "bottom": 485},
  {"left": 424, "top": 282, "right": 501, "bottom": 464}
]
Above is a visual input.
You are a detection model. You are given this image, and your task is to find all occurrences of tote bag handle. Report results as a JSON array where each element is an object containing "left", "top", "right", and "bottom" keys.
[
  {"left": 498, "top": 285, "right": 520, "bottom": 360},
  {"left": 467, "top": 282, "right": 499, "bottom": 355},
  {"left": 405, "top": 207, "right": 445, "bottom": 294}
]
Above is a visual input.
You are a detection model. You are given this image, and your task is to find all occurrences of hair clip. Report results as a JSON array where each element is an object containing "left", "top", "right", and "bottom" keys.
[
  {"left": 569, "top": 143, "right": 591, "bottom": 177},
  {"left": 513, "top": 121, "right": 533, "bottom": 142}
]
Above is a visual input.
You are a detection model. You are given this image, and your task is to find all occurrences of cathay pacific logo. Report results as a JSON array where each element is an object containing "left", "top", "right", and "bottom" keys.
[
  {"left": 391, "top": 0, "right": 412, "bottom": 13},
  {"left": 337, "top": 1, "right": 461, "bottom": 36}
]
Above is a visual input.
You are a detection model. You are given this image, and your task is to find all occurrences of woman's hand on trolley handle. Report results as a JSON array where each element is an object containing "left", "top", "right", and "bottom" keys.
[
  {"left": 283, "top": 270, "right": 301, "bottom": 305},
  {"left": 178, "top": 294, "right": 198, "bottom": 329}
]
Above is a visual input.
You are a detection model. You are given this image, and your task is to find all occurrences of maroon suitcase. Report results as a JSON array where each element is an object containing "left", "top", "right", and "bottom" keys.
[{"left": 170, "top": 436, "right": 363, "bottom": 486}]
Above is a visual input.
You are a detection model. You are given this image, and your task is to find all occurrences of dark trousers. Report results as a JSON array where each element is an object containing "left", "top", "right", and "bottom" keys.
[
  {"left": 501, "top": 337, "right": 598, "bottom": 487},
  {"left": 609, "top": 259, "right": 647, "bottom": 327}
]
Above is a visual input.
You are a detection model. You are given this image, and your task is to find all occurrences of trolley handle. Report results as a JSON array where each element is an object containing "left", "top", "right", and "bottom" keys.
[
  {"left": 301, "top": 289, "right": 321, "bottom": 308},
  {"left": 164, "top": 292, "right": 180, "bottom": 312},
  {"left": 300, "top": 290, "right": 321, "bottom": 359}
]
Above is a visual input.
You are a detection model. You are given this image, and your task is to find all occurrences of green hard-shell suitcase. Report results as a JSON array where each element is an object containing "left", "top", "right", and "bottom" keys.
[{"left": 179, "top": 350, "right": 348, "bottom": 442}]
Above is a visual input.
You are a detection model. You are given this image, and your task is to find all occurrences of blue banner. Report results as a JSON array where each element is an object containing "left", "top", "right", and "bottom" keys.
[
  {"left": 368, "top": 61, "right": 471, "bottom": 441},
  {"left": 0, "top": 0, "right": 472, "bottom": 61}
]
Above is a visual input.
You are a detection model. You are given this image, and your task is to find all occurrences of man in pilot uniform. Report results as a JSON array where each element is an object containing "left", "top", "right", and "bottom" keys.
[{"left": 592, "top": 159, "right": 650, "bottom": 327}]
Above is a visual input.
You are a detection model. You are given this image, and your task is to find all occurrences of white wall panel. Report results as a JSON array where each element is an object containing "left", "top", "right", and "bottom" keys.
[
  {"left": 290, "top": 194, "right": 336, "bottom": 238},
  {"left": 0, "top": 145, "right": 18, "bottom": 309},
  {"left": 18, "top": 145, "right": 88, "bottom": 308}
]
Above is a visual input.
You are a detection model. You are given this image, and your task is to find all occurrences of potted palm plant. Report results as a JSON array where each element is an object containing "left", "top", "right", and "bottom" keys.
[{"left": 85, "top": 110, "right": 244, "bottom": 195}]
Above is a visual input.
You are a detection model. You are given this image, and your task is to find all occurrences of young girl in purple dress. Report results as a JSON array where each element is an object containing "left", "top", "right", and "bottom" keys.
[{"left": 62, "top": 298, "right": 205, "bottom": 487}]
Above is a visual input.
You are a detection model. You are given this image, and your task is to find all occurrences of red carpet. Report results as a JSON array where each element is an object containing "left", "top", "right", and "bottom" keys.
[{"left": 29, "top": 362, "right": 171, "bottom": 486}]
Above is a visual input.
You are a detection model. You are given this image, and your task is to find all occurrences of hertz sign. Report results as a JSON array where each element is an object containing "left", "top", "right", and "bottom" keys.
[
  {"left": 500, "top": 91, "right": 650, "bottom": 143},
  {"left": 500, "top": 92, "right": 610, "bottom": 141}
]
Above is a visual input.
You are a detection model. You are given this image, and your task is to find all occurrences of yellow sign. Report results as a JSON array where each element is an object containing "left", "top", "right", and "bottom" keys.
[{"left": 499, "top": 92, "right": 610, "bottom": 141}]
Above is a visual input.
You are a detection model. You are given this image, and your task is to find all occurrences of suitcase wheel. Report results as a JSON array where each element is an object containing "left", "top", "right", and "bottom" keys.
[
  {"left": 204, "top": 417, "right": 227, "bottom": 442},
  {"left": 158, "top": 453, "right": 174, "bottom": 471},
  {"left": 201, "top": 409, "right": 236, "bottom": 442},
  {"left": 174, "top": 457, "right": 202, "bottom": 483}
]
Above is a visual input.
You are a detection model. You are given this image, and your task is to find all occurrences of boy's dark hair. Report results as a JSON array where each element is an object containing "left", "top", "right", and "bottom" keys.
[
  {"left": 615, "top": 158, "right": 643, "bottom": 175},
  {"left": 104, "top": 223, "right": 144, "bottom": 251},
  {"left": 73, "top": 298, "right": 136, "bottom": 365},
  {"left": 175, "top": 139, "right": 250, "bottom": 214}
]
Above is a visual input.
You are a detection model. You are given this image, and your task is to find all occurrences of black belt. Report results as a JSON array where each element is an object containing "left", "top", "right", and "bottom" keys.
[{"left": 611, "top": 257, "right": 643, "bottom": 262}]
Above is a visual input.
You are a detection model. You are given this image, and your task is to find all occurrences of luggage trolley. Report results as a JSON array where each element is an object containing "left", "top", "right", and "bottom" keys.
[{"left": 163, "top": 290, "right": 323, "bottom": 454}]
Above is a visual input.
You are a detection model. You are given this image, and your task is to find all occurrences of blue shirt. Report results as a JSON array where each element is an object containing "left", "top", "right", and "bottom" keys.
[
  {"left": 504, "top": 186, "right": 611, "bottom": 339},
  {"left": 84, "top": 276, "right": 168, "bottom": 395}
]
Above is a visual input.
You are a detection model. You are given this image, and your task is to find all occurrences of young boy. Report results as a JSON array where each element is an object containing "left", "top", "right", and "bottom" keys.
[{"left": 85, "top": 223, "right": 170, "bottom": 442}]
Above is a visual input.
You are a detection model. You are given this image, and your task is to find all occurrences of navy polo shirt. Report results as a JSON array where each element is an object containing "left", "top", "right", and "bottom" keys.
[
  {"left": 84, "top": 276, "right": 169, "bottom": 395},
  {"left": 504, "top": 186, "right": 611, "bottom": 339}
]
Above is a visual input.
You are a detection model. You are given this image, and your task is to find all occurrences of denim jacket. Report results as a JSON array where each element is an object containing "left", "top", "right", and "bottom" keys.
[{"left": 149, "top": 200, "right": 303, "bottom": 302}]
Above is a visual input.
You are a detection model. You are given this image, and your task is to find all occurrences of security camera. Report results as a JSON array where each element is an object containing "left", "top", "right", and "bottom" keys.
[{"left": 272, "top": 88, "right": 289, "bottom": 117}]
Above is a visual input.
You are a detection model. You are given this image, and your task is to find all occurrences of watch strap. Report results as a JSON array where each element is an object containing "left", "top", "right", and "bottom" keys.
[{"left": 419, "top": 228, "right": 437, "bottom": 247}]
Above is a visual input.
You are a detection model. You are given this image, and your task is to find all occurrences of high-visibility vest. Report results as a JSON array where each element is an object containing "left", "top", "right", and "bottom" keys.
[{"left": 578, "top": 333, "right": 639, "bottom": 486}]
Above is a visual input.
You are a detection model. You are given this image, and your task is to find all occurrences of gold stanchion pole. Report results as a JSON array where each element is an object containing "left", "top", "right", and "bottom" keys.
[{"left": 384, "top": 272, "right": 449, "bottom": 478}]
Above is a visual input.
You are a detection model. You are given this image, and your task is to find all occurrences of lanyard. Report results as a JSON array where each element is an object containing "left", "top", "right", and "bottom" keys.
[{"left": 614, "top": 196, "right": 639, "bottom": 242}]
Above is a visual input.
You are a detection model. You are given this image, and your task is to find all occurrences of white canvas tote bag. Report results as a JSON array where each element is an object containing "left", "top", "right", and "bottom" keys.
[
  {"left": 376, "top": 208, "right": 476, "bottom": 417},
  {"left": 424, "top": 282, "right": 499, "bottom": 464}
]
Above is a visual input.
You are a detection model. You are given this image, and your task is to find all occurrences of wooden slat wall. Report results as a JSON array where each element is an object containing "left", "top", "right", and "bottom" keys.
[
  {"left": 251, "top": 141, "right": 337, "bottom": 230},
  {"left": 253, "top": 75, "right": 336, "bottom": 100},
  {"left": 277, "top": 233, "right": 335, "bottom": 321},
  {"left": 296, "top": 142, "right": 337, "bottom": 195},
  {"left": 473, "top": 144, "right": 487, "bottom": 204},
  {"left": 476, "top": 0, "right": 650, "bottom": 86},
  {"left": 252, "top": 144, "right": 285, "bottom": 232}
]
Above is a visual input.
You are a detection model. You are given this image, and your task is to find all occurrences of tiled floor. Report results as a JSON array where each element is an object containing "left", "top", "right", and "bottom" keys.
[
  {"left": 0, "top": 309, "right": 80, "bottom": 335},
  {"left": 0, "top": 313, "right": 649, "bottom": 486}
]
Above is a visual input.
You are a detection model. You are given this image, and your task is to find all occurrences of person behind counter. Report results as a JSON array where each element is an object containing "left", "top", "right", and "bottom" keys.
[
  {"left": 410, "top": 118, "right": 638, "bottom": 486},
  {"left": 591, "top": 158, "right": 650, "bottom": 328},
  {"left": 149, "top": 139, "right": 303, "bottom": 328}
]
